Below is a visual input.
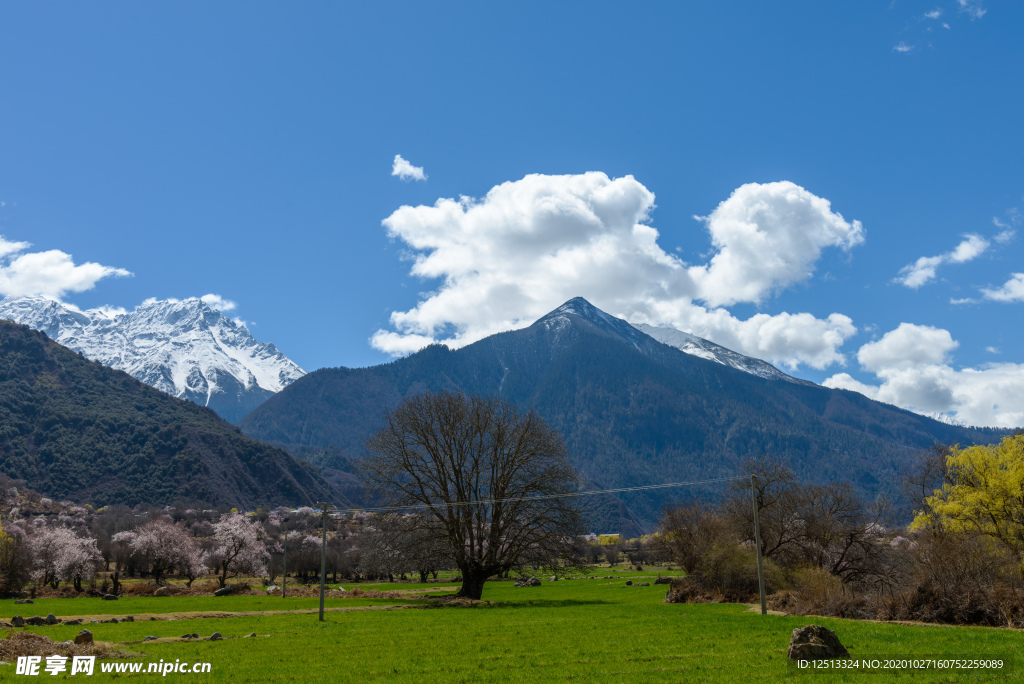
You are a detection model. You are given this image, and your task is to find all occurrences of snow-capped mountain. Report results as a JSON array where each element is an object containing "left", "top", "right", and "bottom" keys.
[
  {"left": 632, "top": 322, "right": 813, "bottom": 385},
  {"left": 0, "top": 295, "right": 305, "bottom": 422}
]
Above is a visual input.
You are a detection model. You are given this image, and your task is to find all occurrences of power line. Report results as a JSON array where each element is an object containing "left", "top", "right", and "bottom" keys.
[{"left": 328, "top": 475, "right": 749, "bottom": 515}]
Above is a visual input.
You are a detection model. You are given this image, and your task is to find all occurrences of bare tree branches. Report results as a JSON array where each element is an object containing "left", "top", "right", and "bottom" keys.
[{"left": 362, "top": 392, "right": 584, "bottom": 599}]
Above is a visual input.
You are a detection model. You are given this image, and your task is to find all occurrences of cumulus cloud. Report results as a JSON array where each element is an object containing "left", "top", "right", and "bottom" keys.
[
  {"left": 856, "top": 323, "right": 957, "bottom": 372},
  {"left": 893, "top": 42, "right": 914, "bottom": 53},
  {"left": 982, "top": 273, "right": 1024, "bottom": 302},
  {"left": 373, "top": 173, "right": 862, "bottom": 370},
  {"left": 391, "top": 155, "right": 427, "bottom": 182},
  {"left": 200, "top": 294, "right": 238, "bottom": 312},
  {"left": 825, "top": 323, "right": 1024, "bottom": 428},
  {"left": 0, "top": 236, "right": 131, "bottom": 300},
  {"left": 894, "top": 233, "right": 989, "bottom": 288},
  {"left": 689, "top": 181, "right": 864, "bottom": 307},
  {"left": 924, "top": 8, "right": 943, "bottom": 19}
]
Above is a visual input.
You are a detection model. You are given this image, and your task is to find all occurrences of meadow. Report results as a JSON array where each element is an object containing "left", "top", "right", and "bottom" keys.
[{"left": 2, "top": 570, "right": 1020, "bottom": 682}]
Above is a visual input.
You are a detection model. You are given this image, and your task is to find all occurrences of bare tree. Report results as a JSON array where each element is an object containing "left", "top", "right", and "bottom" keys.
[{"left": 362, "top": 392, "right": 584, "bottom": 600}]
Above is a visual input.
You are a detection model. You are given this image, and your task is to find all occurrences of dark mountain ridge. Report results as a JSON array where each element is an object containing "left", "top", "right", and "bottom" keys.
[
  {"left": 240, "top": 298, "right": 1005, "bottom": 530},
  {"left": 0, "top": 320, "right": 334, "bottom": 509}
]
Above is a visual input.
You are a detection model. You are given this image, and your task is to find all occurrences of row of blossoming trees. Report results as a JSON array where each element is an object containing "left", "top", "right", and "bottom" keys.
[{"left": 0, "top": 491, "right": 437, "bottom": 596}]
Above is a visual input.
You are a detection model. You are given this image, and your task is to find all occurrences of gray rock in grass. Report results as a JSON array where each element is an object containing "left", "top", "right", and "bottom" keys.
[{"left": 787, "top": 625, "right": 850, "bottom": 662}]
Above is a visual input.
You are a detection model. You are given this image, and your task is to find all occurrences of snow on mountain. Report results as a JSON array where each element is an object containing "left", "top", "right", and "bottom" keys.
[
  {"left": 633, "top": 322, "right": 813, "bottom": 385},
  {"left": 536, "top": 297, "right": 650, "bottom": 350},
  {"left": 0, "top": 295, "right": 305, "bottom": 422}
]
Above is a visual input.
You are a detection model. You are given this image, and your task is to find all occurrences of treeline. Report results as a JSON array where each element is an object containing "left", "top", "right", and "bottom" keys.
[{"left": 659, "top": 433, "right": 1024, "bottom": 628}]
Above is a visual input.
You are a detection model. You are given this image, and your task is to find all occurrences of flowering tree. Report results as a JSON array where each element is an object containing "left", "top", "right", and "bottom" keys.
[
  {"left": 209, "top": 513, "right": 268, "bottom": 587},
  {"left": 31, "top": 527, "right": 101, "bottom": 591},
  {"left": 125, "top": 519, "right": 205, "bottom": 585}
]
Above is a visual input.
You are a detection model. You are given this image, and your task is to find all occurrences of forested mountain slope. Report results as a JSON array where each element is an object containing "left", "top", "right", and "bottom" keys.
[
  {"left": 240, "top": 298, "right": 1004, "bottom": 528},
  {"left": 0, "top": 321, "right": 333, "bottom": 508}
]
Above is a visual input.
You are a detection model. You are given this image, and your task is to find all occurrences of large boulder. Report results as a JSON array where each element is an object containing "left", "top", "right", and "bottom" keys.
[
  {"left": 154, "top": 586, "right": 169, "bottom": 597},
  {"left": 787, "top": 625, "right": 850, "bottom": 662},
  {"left": 26, "top": 616, "right": 47, "bottom": 626},
  {"left": 11, "top": 615, "right": 24, "bottom": 627},
  {"left": 13, "top": 599, "right": 33, "bottom": 605},
  {"left": 74, "top": 630, "right": 93, "bottom": 645},
  {"left": 45, "top": 614, "right": 59, "bottom": 625},
  {"left": 214, "top": 586, "right": 234, "bottom": 596},
  {"left": 266, "top": 585, "right": 280, "bottom": 595}
]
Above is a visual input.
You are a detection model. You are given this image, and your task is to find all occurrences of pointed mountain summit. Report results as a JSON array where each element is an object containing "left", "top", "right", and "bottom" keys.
[
  {"left": 240, "top": 298, "right": 1004, "bottom": 532},
  {"left": 0, "top": 296, "right": 305, "bottom": 422}
]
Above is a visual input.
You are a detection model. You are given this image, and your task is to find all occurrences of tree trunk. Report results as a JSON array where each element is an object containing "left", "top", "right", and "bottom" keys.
[
  {"left": 419, "top": 570, "right": 428, "bottom": 583},
  {"left": 456, "top": 570, "right": 488, "bottom": 600}
]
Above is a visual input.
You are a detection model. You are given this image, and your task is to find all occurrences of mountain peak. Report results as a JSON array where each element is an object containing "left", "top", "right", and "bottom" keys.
[
  {"left": 535, "top": 298, "right": 648, "bottom": 349},
  {"left": 0, "top": 295, "right": 305, "bottom": 422}
]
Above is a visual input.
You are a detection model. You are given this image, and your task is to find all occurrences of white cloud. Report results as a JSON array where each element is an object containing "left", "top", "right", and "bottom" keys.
[
  {"left": 825, "top": 323, "right": 1024, "bottom": 428},
  {"left": 994, "top": 229, "right": 1016, "bottom": 244},
  {"left": 200, "top": 293, "right": 238, "bottom": 312},
  {"left": 391, "top": 154, "right": 427, "bottom": 182},
  {"left": 0, "top": 236, "right": 131, "bottom": 300},
  {"left": 957, "top": 0, "right": 986, "bottom": 19},
  {"left": 373, "top": 173, "right": 862, "bottom": 370},
  {"left": 857, "top": 323, "right": 958, "bottom": 372},
  {"left": 894, "top": 233, "right": 989, "bottom": 288},
  {"left": 986, "top": 346, "right": 1000, "bottom": 354},
  {"left": 687, "top": 181, "right": 864, "bottom": 307},
  {"left": 924, "top": 8, "right": 943, "bottom": 19},
  {"left": 982, "top": 273, "right": 1024, "bottom": 303},
  {"left": 894, "top": 42, "right": 915, "bottom": 53}
]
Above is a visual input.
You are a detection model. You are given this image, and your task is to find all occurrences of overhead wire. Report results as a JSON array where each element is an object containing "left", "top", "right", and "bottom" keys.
[{"left": 324, "top": 474, "right": 750, "bottom": 515}]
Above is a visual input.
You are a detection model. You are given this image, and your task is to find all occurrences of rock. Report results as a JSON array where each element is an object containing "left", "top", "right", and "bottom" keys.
[
  {"left": 787, "top": 625, "right": 850, "bottom": 662},
  {"left": 182, "top": 634, "right": 193, "bottom": 639},
  {"left": 154, "top": 586, "right": 169, "bottom": 597},
  {"left": 125, "top": 615, "right": 134, "bottom": 622},
  {"left": 100, "top": 618, "right": 119, "bottom": 624},
  {"left": 192, "top": 633, "right": 199, "bottom": 639},
  {"left": 14, "top": 599, "right": 33, "bottom": 605},
  {"left": 266, "top": 585, "right": 280, "bottom": 595},
  {"left": 548, "top": 576, "right": 558, "bottom": 582},
  {"left": 89, "top": 620, "right": 98, "bottom": 624},
  {"left": 513, "top": 577, "right": 542, "bottom": 587},
  {"left": 26, "top": 616, "right": 47, "bottom": 626},
  {"left": 654, "top": 577, "right": 672, "bottom": 585},
  {"left": 625, "top": 580, "right": 633, "bottom": 586},
  {"left": 45, "top": 614, "right": 59, "bottom": 625},
  {"left": 214, "top": 586, "right": 234, "bottom": 596},
  {"left": 11, "top": 615, "right": 24, "bottom": 627},
  {"left": 637, "top": 582, "right": 650, "bottom": 587},
  {"left": 64, "top": 619, "right": 82, "bottom": 625},
  {"left": 143, "top": 636, "right": 159, "bottom": 641},
  {"left": 74, "top": 630, "right": 93, "bottom": 645},
  {"left": 246, "top": 632, "right": 256, "bottom": 637},
  {"left": 635, "top": 565, "right": 643, "bottom": 571},
  {"left": 102, "top": 594, "right": 118, "bottom": 600},
  {"left": 209, "top": 632, "right": 223, "bottom": 641}
]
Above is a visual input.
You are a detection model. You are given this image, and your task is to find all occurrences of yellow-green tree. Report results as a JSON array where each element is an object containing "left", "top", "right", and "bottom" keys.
[{"left": 912, "top": 434, "right": 1024, "bottom": 554}]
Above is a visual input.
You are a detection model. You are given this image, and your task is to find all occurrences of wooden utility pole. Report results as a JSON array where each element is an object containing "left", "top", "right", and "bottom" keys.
[
  {"left": 282, "top": 522, "right": 288, "bottom": 599},
  {"left": 316, "top": 502, "right": 335, "bottom": 622},
  {"left": 750, "top": 475, "right": 767, "bottom": 615}
]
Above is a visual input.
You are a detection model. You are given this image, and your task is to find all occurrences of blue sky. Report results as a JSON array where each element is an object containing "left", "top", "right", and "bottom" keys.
[{"left": 1, "top": 1, "right": 1022, "bottom": 426}]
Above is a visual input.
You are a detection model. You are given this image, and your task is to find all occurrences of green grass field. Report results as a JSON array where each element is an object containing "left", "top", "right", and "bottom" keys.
[{"left": 3, "top": 576, "right": 1020, "bottom": 682}]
